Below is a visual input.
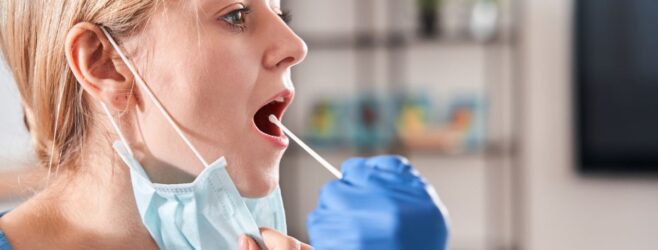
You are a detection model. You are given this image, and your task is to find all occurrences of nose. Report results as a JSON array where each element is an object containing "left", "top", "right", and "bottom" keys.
[{"left": 262, "top": 16, "right": 308, "bottom": 70}]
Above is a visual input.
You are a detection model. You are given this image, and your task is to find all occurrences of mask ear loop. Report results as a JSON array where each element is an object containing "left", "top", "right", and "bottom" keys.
[
  {"left": 99, "top": 26, "right": 210, "bottom": 168},
  {"left": 100, "top": 102, "right": 134, "bottom": 157}
]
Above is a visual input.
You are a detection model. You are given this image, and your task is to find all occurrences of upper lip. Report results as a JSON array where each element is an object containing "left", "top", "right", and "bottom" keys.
[{"left": 255, "top": 88, "right": 294, "bottom": 120}]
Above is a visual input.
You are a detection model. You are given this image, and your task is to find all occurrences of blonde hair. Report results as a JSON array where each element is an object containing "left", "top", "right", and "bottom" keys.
[{"left": 0, "top": 0, "right": 160, "bottom": 172}]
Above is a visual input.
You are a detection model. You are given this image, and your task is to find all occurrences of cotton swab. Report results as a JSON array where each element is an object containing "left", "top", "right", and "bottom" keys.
[{"left": 269, "top": 115, "right": 342, "bottom": 179}]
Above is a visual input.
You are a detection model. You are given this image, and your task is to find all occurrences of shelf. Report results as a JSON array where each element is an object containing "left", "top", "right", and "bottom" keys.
[
  {"left": 282, "top": 142, "right": 512, "bottom": 161},
  {"left": 298, "top": 31, "right": 511, "bottom": 50}
]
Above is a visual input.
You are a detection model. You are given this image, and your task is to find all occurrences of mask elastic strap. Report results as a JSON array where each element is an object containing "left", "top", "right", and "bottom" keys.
[
  {"left": 100, "top": 102, "right": 134, "bottom": 156},
  {"left": 99, "top": 26, "right": 210, "bottom": 168}
]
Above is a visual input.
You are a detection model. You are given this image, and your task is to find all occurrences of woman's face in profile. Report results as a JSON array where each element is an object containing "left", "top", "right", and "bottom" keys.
[{"left": 121, "top": 0, "right": 307, "bottom": 197}]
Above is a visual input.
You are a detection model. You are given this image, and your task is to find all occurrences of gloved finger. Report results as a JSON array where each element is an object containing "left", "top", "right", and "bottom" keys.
[
  {"left": 368, "top": 170, "right": 426, "bottom": 195},
  {"left": 340, "top": 157, "right": 370, "bottom": 186},
  {"left": 307, "top": 209, "right": 367, "bottom": 249},
  {"left": 365, "top": 155, "right": 412, "bottom": 174},
  {"left": 315, "top": 180, "right": 340, "bottom": 209},
  {"left": 316, "top": 180, "right": 369, "bottom": 210},
  {"left": 260, "top": 227, "right": 304, "bottom": 250},
  {"left": 238, "top": 234, "right": 259, "bottom": 250},
  {"left": 367, "top": 155, "right": 416, "bottom": 177},
  {"left": 340, "top": 156, "right": 420, "bottom": 191},
  {"left": 369, "top": 156, "right": 423, "bottom": 184}
]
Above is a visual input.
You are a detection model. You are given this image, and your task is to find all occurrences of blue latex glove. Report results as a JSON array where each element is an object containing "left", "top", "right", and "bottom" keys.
[{"left": 307, "top": 155, "right": 449, "bottom": 250}]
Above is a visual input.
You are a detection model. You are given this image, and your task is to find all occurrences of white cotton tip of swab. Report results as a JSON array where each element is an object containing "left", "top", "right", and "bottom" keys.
[
  {"left": 268, "top": 114, "right": 342, "bottom": 179},
  {"left": 269, "top": 114, "right": 279, "bottom": 124}
]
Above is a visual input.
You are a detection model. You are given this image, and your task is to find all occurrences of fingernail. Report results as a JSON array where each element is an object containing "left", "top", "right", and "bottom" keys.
[{"left": 239, "top": 235, "right": 247, "bottom": 249}]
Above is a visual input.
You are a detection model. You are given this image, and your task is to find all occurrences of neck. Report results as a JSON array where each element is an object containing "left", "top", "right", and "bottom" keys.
[{"left": 0, "top": 137, "right": 157, "bottom": 249}]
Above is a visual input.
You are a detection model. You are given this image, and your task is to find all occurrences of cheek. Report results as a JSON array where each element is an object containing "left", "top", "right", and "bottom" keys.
[
  {"left": 190, "top": 48, "right": 260, "bottom": 124},
  {"left": 140, "top": 43, "right": 259, "bottom": 130},
  {"left": 145, "top": 15, "right": 264, "bottom": 138}
]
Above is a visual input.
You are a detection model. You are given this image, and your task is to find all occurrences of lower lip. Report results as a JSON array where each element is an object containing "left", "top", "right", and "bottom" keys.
[{"left": 251, "top": 123, "right": 289, "bottom": 148}]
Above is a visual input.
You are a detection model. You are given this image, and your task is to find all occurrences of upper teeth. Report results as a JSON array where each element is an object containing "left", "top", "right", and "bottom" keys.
[{"left": 274, "top": 97, "right": 285, "bottom": 103}]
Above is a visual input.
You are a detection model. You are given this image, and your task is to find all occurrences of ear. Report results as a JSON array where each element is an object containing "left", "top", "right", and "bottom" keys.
[{"left": 65, "top": 22, "right": 137, "bottom": 111}]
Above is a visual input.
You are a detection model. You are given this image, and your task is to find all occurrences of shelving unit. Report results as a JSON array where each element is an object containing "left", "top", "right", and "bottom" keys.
[{"left": 280, "top": 0, "right": 521, "bottom": 249}]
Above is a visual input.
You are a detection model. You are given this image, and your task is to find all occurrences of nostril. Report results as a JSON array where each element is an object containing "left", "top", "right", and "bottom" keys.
[{"left": 276, "top": 56, "right": 296, "bottom": 68}]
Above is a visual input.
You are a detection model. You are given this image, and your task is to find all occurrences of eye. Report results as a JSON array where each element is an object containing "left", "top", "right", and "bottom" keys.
[{"left": 222, "top": 7, "right": 251, "bottom": 31}]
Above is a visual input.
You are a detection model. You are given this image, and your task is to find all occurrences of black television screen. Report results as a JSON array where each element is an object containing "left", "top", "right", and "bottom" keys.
[{"left": 575, "top": 0, "right": 658, "bottom": 173}]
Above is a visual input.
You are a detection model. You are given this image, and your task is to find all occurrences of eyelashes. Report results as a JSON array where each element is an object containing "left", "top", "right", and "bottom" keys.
[
  {"left": 222, "top": 7, "right": 251, "bottom": 32},
  {"left": 221, "top": 6, "right": 292, "bottom": 32}
]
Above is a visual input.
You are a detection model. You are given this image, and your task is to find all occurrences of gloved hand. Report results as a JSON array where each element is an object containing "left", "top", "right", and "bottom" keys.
[{"left": 307, "top": 155, "right": 449, "bottom": 250}]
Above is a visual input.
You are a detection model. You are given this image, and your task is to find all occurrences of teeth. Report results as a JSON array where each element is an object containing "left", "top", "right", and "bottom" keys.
[{"left": 274, "top": 96, "right": 285, "bottom": 103}]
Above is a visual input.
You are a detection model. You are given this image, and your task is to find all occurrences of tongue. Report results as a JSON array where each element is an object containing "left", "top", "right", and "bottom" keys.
[{"left": 254, "top": 102, "right": 281, "bottom": 136}]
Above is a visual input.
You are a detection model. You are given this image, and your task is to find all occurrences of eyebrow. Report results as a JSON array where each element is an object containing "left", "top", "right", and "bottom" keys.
[{"left": 198, "top": 0, "right": 234, "bottom": 18}]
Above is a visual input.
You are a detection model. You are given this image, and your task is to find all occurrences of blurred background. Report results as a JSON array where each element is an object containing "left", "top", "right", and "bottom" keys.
[{"left": 1, "top": 0, "right": 657, "bottom": 249}]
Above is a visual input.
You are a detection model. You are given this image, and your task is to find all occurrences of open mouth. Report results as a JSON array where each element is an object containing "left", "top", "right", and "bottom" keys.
[{"left": 254, "top": 94, "right": 290, "bottom": 137}]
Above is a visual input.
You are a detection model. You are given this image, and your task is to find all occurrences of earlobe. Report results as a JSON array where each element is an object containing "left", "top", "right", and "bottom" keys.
[{"left": 65, "top": 22, "right": 136, "bottom": 111}]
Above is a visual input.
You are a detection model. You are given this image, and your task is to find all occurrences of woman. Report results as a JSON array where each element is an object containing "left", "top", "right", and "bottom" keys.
[
  {"left": 0, "top": 0, "right": 448, "bottom": 249},
  {"left": 0, "top": 0, "right": 311, "bottom": 248}
]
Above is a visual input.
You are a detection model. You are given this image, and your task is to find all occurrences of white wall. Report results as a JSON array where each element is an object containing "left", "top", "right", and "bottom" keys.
[
  {"left": 0, "top": 62, "right": 33, "bottom": 170},
  {"left": 0, "top": 60, "right": 34, "bottom": 210},
  {"left": 520, "top": 0, "right": 658, "bottom": 249}
]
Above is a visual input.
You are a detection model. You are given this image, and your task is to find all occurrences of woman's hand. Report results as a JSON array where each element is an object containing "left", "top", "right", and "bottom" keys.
[{"left": 238, "top": 228, "right": 312, "bottom": 250}]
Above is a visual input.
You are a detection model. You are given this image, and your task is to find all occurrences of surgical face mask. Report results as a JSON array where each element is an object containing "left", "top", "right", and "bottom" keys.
[{"left": 98, "top": 27, "right": 286, "bottom": 250}]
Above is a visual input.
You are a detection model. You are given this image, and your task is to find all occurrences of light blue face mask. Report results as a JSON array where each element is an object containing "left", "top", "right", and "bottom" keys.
[{"left": 98, "top": 27, "right": 286, "bottom": 250}]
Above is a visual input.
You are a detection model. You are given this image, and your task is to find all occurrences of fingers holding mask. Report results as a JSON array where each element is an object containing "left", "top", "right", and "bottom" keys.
[{"left": 238, "top": 228, "right": 312, "bottom": 250}]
